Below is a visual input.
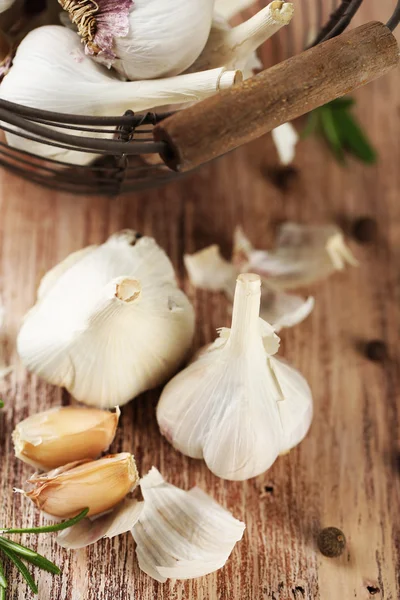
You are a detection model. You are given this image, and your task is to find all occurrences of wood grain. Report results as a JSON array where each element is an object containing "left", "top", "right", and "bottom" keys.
[
  {"left": 155, "top": 21, "right": 399, "bottom": 172},
  {"left": 0, "top": 1, "right": 399, "bottom": 599}
]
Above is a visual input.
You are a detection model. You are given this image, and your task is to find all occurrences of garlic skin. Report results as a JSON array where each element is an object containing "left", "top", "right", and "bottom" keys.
[
  {"left": 0, "top": 0, "right": 14, "bottom": 13},
  {"left": 0, "top": 26, "right": 240, "bottom": 165},
  {"left": 13, "top": 406, "right": 120, "bottom": 471},
  {"left": 60, "top": 0, "right": 215, "bottom": 81},
  {"left": 17, "top": 231, "right": 195, "bottom": 408},
  {"left": 271, "top": 122, "right": 299, "bottom": 165},
  {"left": 157, "top": 274, "right": 313, "bottom": 481},
  {"left": 132, "top": 467, "right": 245, "bottom": 582},
  {"left": 215, "top": 0, "right": 255, "bottom": 21},
  {"left": 25, "top": 453, "right": 139, "bottom": 518}
]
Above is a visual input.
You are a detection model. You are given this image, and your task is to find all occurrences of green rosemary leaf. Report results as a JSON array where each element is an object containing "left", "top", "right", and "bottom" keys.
[
  {"left": 0, "top": 586, "right": 5, "bottom": 600},
  {"left": 0, "top": 560, "right": 7, "bottom": 588},
  {"left": 0, "top": 400, "right": 4, "bottom": 408},
  {"left": 0, "top": 537, "right": 37, "bottom": 559},
  {"left": 331, "top": 109, "right": 377, "bottom": 164},
  {"left": 319, "top": 106, "right": 345, "bottom": 162},
  {"left": 301, "top": 110, "right": 320, "bottom": 139},
  {"left": 21, "top": 553, "right": 60, "bottom": 576},
  {"left": 329, "top": 97, "right": 356, "bottom": 110},
  {"left": 0, "top": 507, "right": 89, "bottom": 535},
  {"left": 0, "top": 546, "right": 38, "bottom": 594}
]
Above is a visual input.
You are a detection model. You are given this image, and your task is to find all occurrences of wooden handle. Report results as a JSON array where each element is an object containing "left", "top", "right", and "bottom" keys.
[{"left": 154, "top": 21, "right": 399, "bottom": 172}]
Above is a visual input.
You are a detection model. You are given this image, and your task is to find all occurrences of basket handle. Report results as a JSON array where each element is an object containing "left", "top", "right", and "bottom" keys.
[{"left": 154, "top": 21, "right": 399, "bottom": 172}]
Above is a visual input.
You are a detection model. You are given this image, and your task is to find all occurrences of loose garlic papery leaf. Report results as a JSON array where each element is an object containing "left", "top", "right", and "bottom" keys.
[
  {"left": 59, "top": 0, "right": 215, "bottom": 81},
  {"left": 187, "top": 2, "right": 294, "bottom": 73},
  {"left": 57, "top": 498, "right": 144, "bottom": 549},
  {"left": 235, "top": 223, "right": 359, "bottom": 290},
  {"left": 131, "top": 468, "right": 245, "bottom": 582},
  {"left": 17, "top": 231, "right": 195, "bottom": 408},
  {"left": 184, "top": 244, "right": 313, "bottom": 332},
  {"left": 0, "top": 26, "right": 240, "bottom": 166},
  {"left": 157, "top": 274, "right": 313, "bottom": 481},
  {"left": 25, "top": 453, "right": 139, "bottom": 518},
  {"left": 215, "top": 0, "right": 256, "bottom": 21},
  {"left": 271, "top": 122, "right": 299, "bottom": 165},
  {"left": 13, "top": 406, "right": 120, "bottom": 470}
]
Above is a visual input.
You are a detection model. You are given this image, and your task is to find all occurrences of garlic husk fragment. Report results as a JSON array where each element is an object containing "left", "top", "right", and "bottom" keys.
[
  {"left": 25, "top": 453, "right": 139, "bottom": 518},
  {"left": 157, "top": 274, "right": 313, "bottom": 481},
  {"left": 215, "top": 0, "right": 256, "bottom": 21},
  {"left": 184, "top": 243, "right": 313, "bottom": 332},
  {"left": 236, "top": 223, "right": 359, "bottom": 290},
  {"left": 271, "top": 122, "right": 299, "bottom": 165},
  {"left": 60, "top": 0, "right": 215, "bottom": 81},
  {"left": 131, "top": 467, "right": 245, "bottom": 582},
  {"left": 13, "top": 406, "right": 120, "bottom": 470},
  {"left": 0, "top": 0, "right": 14, "bottom": 13},
  {"left": 57, "top": 498, "right": 143, "bottom": 549},
  {"left": 0, "top": 26, "right": 240, "bottom": 166},
  {"left": 188, "top": 2, "right": 294, "bottom": 73},
  {"left": 17, "top": 231, "right": 195, "bottom": 408}
]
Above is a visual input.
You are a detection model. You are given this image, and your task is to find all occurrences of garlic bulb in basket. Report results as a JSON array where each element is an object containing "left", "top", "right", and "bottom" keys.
[
  {"left": 17, "top": 231, "right": 195, "bottom": 408},
  {"left": 0, "top": 26, "right": 240, "bottom": 165},
  {"left": 0, "top": 0, "right": 15, "bottom": 13},
  {"left": 59, "top": 0, "right": 215, "bottom": 81},
  {"left": 157, "top": 273, "right": 313, "bottom": 481}
]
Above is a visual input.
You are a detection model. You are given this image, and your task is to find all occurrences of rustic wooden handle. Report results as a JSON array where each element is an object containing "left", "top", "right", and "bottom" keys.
[{"left": 154, "top": 21, "right": 399, "bottom": 172}]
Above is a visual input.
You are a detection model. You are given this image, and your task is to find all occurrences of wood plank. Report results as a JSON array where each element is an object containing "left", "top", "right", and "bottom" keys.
[{"left": 0, "top": 1, "right": 399, "bottom": 599}]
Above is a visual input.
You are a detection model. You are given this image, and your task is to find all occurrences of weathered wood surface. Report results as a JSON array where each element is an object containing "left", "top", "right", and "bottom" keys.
[{"left": 0, "top": 1, "right": 399, "bottom": 599}]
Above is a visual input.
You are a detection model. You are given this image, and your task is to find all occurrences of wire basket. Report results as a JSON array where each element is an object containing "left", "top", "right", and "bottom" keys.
[{"left": 0, "top": 0, "right": 398, "bottom": 196}]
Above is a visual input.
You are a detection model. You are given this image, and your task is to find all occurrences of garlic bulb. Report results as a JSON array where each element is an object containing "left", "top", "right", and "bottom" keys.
[
  {"left": 0, "top": 0, "right": 14, "bottom": 13},
  {"left": 215, "top": 0, "right": 255, "bottom": 21},
  {"left": 157, "top": 274, "right": 313, "bottom": 481},
  {"left": 17, "top": 231, "right": 195, "bottom": 408},
  {"left": 188, "top": 2, "right": 294, "bottom": 73},
  {"left": 25, "top": 453, "right": 139, "bottom": 517},
  {"left": 132, "top": 468, "right": 245, "bottom": 581},
  {"left": 0, "top": 26, "right": 240, "bottom": 165},
  {"left": 59, "top": 0, "right": 215, "bottom": 81},
  {"left": 13, "top": 406, "right": 120, "bottom": 470}
]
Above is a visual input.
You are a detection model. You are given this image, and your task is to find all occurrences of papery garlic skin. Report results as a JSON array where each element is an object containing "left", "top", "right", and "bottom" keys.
[
  {"left": 25, "top": 453, "right": 139, "bottom": 518},
  {"left": 132, "top": 467, "right": 245, "bottom": 582},
  {"left": 17, "top": 231, "right": 195, "bottom": 408},
  {"left": 13, "top": 406, "right": 119, "bottom": 470},
  {"left": 157, "top": 274, "right": 313, "bottom": 481},
  {"left": 0, "top": 26, "right": 240, "bottom": 165},
  {"left": 0, "top": 0, "right": 14, "bottom": 13}
]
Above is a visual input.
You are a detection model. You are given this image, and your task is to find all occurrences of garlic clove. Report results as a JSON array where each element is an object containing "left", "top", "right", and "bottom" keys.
[
  {"left": 57, "top": 498, "right": 144, "bottom": 549},
  {"left": 25, "top": 453, "right": 139, "bottom": 518},
  {"left": 131, "top": 468, "right": 245, "bottom": 582},
  {"left": 17, "top": 231, "right": 195, "bottom": 408},
  {"left": 236, "top": 223, "right": 359, "bottom": 290},
  {"left": 37, "top": 246, "right": 97, "bottom": 300},
  {"left": 271, "top": 122, "right": 299, "bottom": 165},
  {"left": 13, "top": 406, "right": 120, "bottom": 470},
  {"left": 188, "top": 2, "right": 294, "bottom": 73},
  {"left": 157, "top": 274, "right": 313, "bottom": 480}
]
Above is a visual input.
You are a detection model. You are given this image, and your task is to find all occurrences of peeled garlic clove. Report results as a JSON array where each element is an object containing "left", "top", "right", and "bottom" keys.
[
  {"left": 157, "top": 274, "right": 313, "bottom": 480},
  {"left": 236, "top": 223, "right": 358, "bottom": 290},
  {"left": 271, "top": 122, "right": 299, "bottom": 165},
  {"left": 13, "top": 406, "right": 120, "bottom": 470},
  {"left": 0, "top": 26, "right": 240, "bottom": 165},
  {"left": 17, "top": 231, "right": 195, "bottom": 408},
  {"left": 59, "top": 0, "right": 215, "bottom": 81},
  {"left": 132, "top": 468, "right": 245, "bottom": 582},
  {"left": 25, "top": 453, "right": 139, "bottom": 518},
  {"left": 57, "top": 498, "right": 144, "bottom": 549},
  {"left": 188, "top": 2, "right": 294, "bottom": 73}
]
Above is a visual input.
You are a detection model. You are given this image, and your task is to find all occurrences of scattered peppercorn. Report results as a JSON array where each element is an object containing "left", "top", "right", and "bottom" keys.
[
  {"left": 365, "top": 340, "right": 387, "bottom": 362},
  {"left": 352, "top": 217, "right": 378, "bottom": 243},
  {"left": 263, "top": 166, "right": 299, "bottom": 191},
  {"left": 317, "top": 527, "right": 346, "bottom": 558}
]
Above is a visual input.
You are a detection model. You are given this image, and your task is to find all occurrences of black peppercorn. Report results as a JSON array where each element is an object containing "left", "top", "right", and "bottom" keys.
[
  {"left": 365, "top": 340, "right": 387, "bottom": 362},
  {"left": 317, "top": 527, "right": 346, "bottom": 558},
  {"left": 352, "top": 217, "right": 378, "bottom": 243}
]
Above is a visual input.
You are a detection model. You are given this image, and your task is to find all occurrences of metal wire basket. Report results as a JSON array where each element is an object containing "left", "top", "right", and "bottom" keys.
[{"left": 0, "top": 0, "right": 398, "bottom": 196}]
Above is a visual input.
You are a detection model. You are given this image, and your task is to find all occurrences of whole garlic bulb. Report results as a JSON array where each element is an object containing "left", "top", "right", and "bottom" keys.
[
  {"left": 17, "top": 231, "right": 195, "bottom": 408},
  {"left": 0, "top": 0, "right": 14, "bottom": 13},
  {"left": 157, "top": 273, "right": 313, "bottom": 481},
  {"left": 0, "top": 26, "right": 240, "bottom": 165},
  {"left": 59, "top": 0, "right": 215, "bottom": 80}
]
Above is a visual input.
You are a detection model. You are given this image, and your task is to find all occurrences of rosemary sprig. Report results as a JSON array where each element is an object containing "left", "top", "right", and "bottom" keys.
[
  {"left": 0, "top": 508, "right": 88, "bottom": 598},
  {"left": 302, "top": 97, "right": 377, "bottom": 165},
  {"left": 0, "top": 400, "right": 4, "bottom": 408}
]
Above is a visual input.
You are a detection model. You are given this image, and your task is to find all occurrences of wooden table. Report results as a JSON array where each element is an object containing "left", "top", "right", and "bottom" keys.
[{"left": 0, "top": 2, "right": 399, "bottom": 599}]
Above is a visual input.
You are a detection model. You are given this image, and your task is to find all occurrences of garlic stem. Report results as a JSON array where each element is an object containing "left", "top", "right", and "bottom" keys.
[{"left": 228, "top": 274, "right": 261, "bottom": 350}]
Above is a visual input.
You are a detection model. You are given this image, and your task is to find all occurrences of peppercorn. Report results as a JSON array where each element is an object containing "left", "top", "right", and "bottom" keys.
[
  {"left": 365, "top": 340, "right": 387, "bottom": 362},
  {"left": 317, "top": 527, "right": 346, "bottom": 558},
  {"left": 352, "top": 217, "right": 378, "bottom": 243}
]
